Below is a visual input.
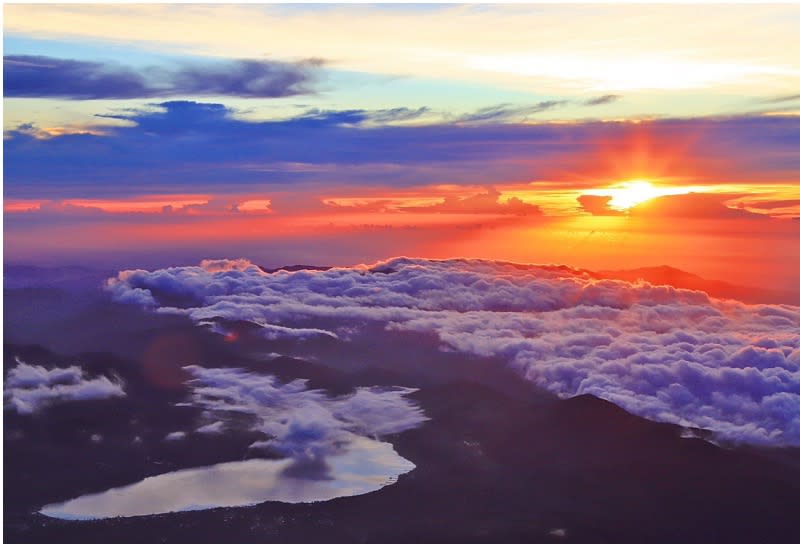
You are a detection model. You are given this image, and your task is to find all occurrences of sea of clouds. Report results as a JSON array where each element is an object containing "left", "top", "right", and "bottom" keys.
[{"left": 108, "top": 257, "right": 800, "bottom": 446}]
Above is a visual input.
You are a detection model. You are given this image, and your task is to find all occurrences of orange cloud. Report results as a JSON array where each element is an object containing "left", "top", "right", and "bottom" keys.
[
  {"left": 322, "top": 188, "right": 541, "bottom": 217},
  {"left": 68, "top": 196, "right": 211, "bottom": 213},
  {"left": 3, "top": 195, "right": 276, "bottom": 215}
]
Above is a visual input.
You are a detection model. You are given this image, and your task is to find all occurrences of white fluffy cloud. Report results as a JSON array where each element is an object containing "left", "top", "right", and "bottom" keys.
[
  {"left": 109, "top": 257, "right": 800, "bottom": 446},
  {"left": 4, "top": 358, "right": 126, "bottom": 414},
  {"left": 183, "top": 365, "right": 428, "bottom": 462}
]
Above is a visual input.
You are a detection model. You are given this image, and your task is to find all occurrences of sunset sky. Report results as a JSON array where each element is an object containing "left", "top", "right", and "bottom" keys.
[{"left": 4, "top": 3, "right": 800, "bottom": 291}]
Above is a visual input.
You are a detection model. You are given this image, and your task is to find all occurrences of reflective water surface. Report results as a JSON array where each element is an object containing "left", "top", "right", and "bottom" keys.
[{"left": 40, "top": 437, "right": 414, "bottom": 520}]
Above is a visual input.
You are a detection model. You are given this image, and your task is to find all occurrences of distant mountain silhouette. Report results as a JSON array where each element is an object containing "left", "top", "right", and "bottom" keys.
[
  {"left": 259, "top": 264, "right": 331, "bottom": 274},
  {"left": 595, "top": 265, "right": 800, "bottom": 305}
]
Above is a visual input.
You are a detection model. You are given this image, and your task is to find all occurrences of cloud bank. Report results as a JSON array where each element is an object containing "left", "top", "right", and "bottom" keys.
[
  {"left": 399, "top": 188, "right": 541, "bottom": 216},
  {"left": 4, "top": 55, "right": 320, "bottom": 99},
  {"left": 4, "top": 358, "right": 126, "bottom": 414},
  {"left": 109, "top": 257, "right": 800, "bottom": 446}
]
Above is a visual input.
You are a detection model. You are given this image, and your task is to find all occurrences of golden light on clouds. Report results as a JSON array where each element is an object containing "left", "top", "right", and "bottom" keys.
[
  {"left": 604, "top": 180, "right": 687, "bottom": 210},
  {"left": 577, "top": 179, "right": 739, "bottom": 213}
]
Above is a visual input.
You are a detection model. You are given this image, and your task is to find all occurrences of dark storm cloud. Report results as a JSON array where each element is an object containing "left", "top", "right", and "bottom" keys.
[
  {"left": 3, "top": 55, "right": 321, "bottom": 99},
  {"left": 583, "top": 94, "right": 622, "bottom": 106}
]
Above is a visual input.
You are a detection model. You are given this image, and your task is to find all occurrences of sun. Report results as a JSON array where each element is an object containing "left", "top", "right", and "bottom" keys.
[{"left": 606, "top": 179, "right": 661, "bottom": 210}]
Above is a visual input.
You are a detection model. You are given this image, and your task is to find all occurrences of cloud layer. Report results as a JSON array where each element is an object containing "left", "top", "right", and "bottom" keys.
[
  {"left": 6, "top": 100, "right": 800, "bottom": 199},
  {"left": 4, "top": 358, "right": 126, "bottom": 414},
  {"left": 109, "top": 257, "right": 800, "bottom": 446},
  {"left": 399, "top": 188, "right": 541, "bottom": 216},
  {"left": 4, "top": 55, "right": 320, "bottom": 99}
]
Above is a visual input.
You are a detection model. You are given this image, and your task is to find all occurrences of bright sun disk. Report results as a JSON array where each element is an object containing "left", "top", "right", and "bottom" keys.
[{"left": 606, "top": 180, "right": 661, "bottom": 210}]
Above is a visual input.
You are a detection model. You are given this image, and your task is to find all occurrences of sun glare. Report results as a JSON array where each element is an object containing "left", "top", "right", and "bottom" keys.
[{"left": 606, "top": 180, "right": 661, "bottom": 210}]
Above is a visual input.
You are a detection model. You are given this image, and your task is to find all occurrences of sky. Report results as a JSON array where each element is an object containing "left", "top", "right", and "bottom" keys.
[{"left": 3, "top": 3, "right": 800, "bottom": 291}]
